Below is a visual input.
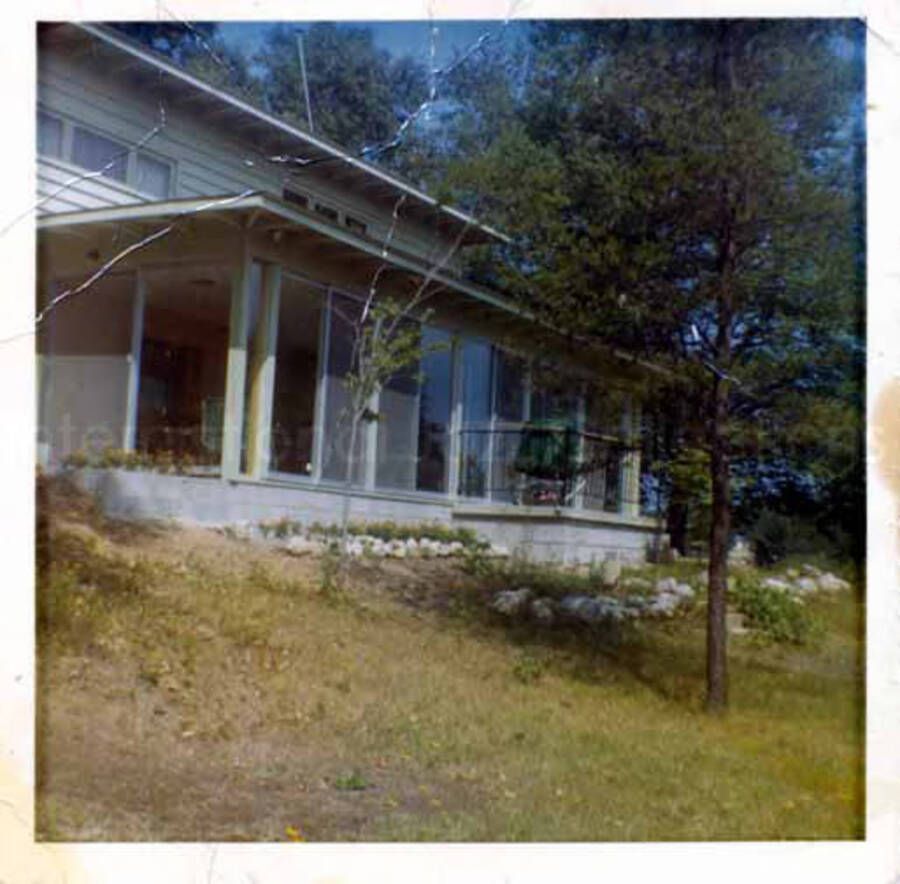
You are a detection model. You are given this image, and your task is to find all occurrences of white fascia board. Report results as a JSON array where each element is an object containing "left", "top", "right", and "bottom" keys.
[{"left": 72, "top": 23, "right": 510, "bottom": 246}]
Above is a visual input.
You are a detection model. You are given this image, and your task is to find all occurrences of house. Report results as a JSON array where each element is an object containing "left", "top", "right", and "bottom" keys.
[{"left": 36, "top": 22, "right": 664, "bottom": 563}]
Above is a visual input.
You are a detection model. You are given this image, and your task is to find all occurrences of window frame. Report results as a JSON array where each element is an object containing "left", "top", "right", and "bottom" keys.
[{"left": 36, "top": 107, "right": 176, "bottom": 200}]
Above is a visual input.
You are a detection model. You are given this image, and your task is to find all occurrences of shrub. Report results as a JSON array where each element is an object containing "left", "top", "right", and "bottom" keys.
[
  {"left": 731, "top": 577, "right": 822, "bottom": 645},
  {"left": 748, "top": 509, "right": 827, "bottom": 567}
]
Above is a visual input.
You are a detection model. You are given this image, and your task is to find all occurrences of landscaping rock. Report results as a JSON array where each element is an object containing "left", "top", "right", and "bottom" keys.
[
  {"left": 530, "top": 598, "right": 556, "bottom": 625},
  {"left": 285, "top": 536, "right": 323, "bottom": 557},
  {"left": 762, "top": 577, "right": 792, "bottom": 592},
  {"left": 621, "top": 576, "right": 653, "bottom": 591},
  {"left": 491, "top": 588, "right": 532, "bottom": 616},
  {"left": 655, "top": 576, "right": 679, "bottom": 594},
  {"left": 818, "top": 572, "right": 850, "bottom": 592},
  {"left": 673, "top": 583, "right": 695, "bottom": 600},
  {"left": 647, "top": 595, "right": 679, "bottom": 616},
  {"left": 801, "top": 563, "right": 823, "bottom": 577},
  {"left": 599, "top": 559, "right": 622, "bottom": 587},
  {"left": 559, "top": 594, "right": 627, "bottom": 623},
  {"left": 728, "top": 538, "right": 754, "bottom": 566},
  {"left": 793, "top": 577, "right": 818, "bottom": 595},
  {"left": 490, "top": 544, "right": 511, "bottom": 559}
]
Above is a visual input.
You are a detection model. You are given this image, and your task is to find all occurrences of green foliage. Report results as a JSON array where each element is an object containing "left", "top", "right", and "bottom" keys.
[
  {"left": 511, "top": 651, "right": 546, "bottom": 685},
  {"left": 746, "top": 509, "right": 826, "bottom": 567},
  {"left": 317, "top": 546, "right": 346, "bottom": 603},
  {"left": 253, "top": 23, "right": 426, "bottom": 152},
  {"left": 460, "top": 554, "right": 601, "bottom": 601},
  {"left": 37, "top": 528, "right": 149, "bottom": 641},
  {"left": 731, "top": 577, "right": 823, "bottom": 645},
  {"left": 333, "top": 770, "right": 370, "bottom": 791},
  {"left": 61, "top": 447, "right": 205, "bottom": 474},
  {"left": 303, "top": 519, "right": 485, "bottom": 549}
]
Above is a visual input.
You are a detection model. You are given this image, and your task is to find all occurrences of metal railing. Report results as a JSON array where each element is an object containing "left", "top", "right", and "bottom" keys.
[{"left": 457, "top": 424, "right": 638, "bottom": 513}]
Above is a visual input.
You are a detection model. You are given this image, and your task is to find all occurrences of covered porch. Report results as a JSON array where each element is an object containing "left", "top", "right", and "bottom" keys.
[{"left": 37, "top": 194, "right": 663, "bottom": 562}]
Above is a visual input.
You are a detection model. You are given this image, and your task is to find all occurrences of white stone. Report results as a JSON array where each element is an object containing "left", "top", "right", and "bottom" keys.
[
  {"left": 655, "top": 576, "right": 678, "bottom": 594},
  {"left": 801, "top": 563, "right": 823, "bottom": 577},
  {"left": 491, "top": 588, "right": 532, "bottom": 616},
  {"left": 490, "top": 544, "right": 511, "bottom": 559},
  {"left": 600, "top": 559, "right": 622, "bottom": 587},
  {"left": 673, "top": 583, "right": 695, "bottom": 599},
  {"left": 762, "top": 577, "right": 792, "bottom": 592},
  {"left": 622, "top": 576, "right": 653, "bottom": 591},
  {"left": 818, "top": 572, "right": 850, "bottom": 592},
  {"left": 530, "top": 598, "right": 556, "bottom": 625},
  {"left": 793, "top": 577, "right": 818, "bottom": 594},
  {"left": 285, "top": 536, "right": 323, "bottom": 557},
  {"left": 728, "top": 538, "right": 754, "bottom": 566}
]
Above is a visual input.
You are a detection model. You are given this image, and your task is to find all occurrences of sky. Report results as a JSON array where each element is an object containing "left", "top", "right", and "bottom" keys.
[{"left": 218, "top": 20, "right": 521, "bottom": 67}]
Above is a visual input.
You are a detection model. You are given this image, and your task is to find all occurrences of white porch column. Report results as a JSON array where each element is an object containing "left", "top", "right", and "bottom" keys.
[
  {"left": 619, "top": 396, "right": 642, "bottom": 518},
  {"left": 363, "top": 389, "right": 380, "bottom": 490},
  {"left": 447, "top": 336, "right": 463, "bottom": 499},
  {"left": 310, "top": 290, "right": 331, "bottom": 481},
  {"left": 122, "top": 271, "right": 146, "bottom": 452},
  {"left": 573, "top": 392, "right": 586, "bottom": 510},
  {"left": 221, "top": 247, "right": 253, "bottom": 479},
  {"left": 247, "top": 264, "right": 281, "bottom": 479},
  {"left": 485, "top": 346, "right": 497, "bottom": 501}
]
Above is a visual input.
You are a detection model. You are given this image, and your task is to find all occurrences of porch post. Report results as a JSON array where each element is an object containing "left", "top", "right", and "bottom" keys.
[
  {"left": 447, "top": 336, "right": 463, "bottom": 499},
  {"left": 620, "top": 396, "right": 642, "bottom": 518},
  {"left": 247, "top": 263, "right": 281, "bottom": 479},
  {"left": 311, "top": 289, "right": 331, "bottom": 481},
  {"left": 122, "top": 271, "right": 146, "bottom": 452},
  {"left": 485, "top": 347, "right": 497, "bottom": 501},
  {"left": 221, "top": 247, "right": 252, "bottom": 479},
  {"left": 573, "top": 391, "right": 586, "bottom": 510},
  {"left": 363, "top": 392, "right": 379, "bottom": 490}
]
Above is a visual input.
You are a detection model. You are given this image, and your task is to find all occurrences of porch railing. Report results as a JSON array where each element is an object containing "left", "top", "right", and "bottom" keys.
[{"left": 457, "top": 424, "right": 638, "bottom": 514}]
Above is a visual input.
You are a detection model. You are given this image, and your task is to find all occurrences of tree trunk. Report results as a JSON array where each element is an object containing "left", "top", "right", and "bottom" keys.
[
  {"left": 705, "top": 18, "right": 737, "bottom": 712},
  {"left": 706, "top": 371, "right": 730, "bottom": 711},
  {"left": 339, "top": 410, "right": 361, "bottom": 562}
]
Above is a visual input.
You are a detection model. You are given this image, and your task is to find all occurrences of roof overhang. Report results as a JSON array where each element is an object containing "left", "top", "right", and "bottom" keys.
[
  {"left": 36, "top": 192, "right": 519, "bottom": 315},
  {"left": 37, "top": 22, "right": 509, "bottom": 249}
]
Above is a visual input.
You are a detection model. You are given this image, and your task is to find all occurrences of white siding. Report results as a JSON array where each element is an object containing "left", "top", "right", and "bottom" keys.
[{"left": 37, "top": 48, "right": 462, "bottom": 264}]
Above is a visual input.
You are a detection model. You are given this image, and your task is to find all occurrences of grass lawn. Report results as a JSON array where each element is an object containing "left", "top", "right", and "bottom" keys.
[{"left": 35, "top": 478, "right": 864, "bottom": 842}]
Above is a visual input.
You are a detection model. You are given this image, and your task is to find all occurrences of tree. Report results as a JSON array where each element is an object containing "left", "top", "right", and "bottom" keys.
[
  {"left": 329, "top": 219, "right": 472, "bottom": 568},
  {"left": 445, "top": 19, "right": 864, "bottom": 710},
  {"left": 252, "top": 23, "right": 428, "bottom": 155}
]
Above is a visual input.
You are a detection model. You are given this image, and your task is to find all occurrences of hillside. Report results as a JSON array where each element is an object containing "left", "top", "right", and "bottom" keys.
[{"left": 36, "top": 476, "right": 864, "bottom": 841}]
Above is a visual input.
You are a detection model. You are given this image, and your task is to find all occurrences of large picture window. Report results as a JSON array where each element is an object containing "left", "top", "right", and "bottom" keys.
[
  {"left": 375, "top": 326, "right": 453, "bottom": 493},
  {"left": 459, "top": 339, "right": 493, "bottom": 498},
  {"left": 320, "top": 293, "right": 364, "bottom": 484},
  {"left": 269, "top": 277, "right": 325, "bottom": 477}
]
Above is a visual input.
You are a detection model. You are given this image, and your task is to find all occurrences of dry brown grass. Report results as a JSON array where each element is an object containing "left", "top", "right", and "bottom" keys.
[{"left": 35, "top": 476, "right": 864, "bottom": 842}]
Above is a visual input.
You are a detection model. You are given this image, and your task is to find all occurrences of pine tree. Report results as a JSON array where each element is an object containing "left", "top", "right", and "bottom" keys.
[{"left": 446, "top": 19, "right": 864, "bottom": 709}]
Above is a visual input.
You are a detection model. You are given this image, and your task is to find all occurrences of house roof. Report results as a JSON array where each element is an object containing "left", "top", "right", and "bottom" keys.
[{"left": 37, "top": 22, "right": 509, "bottom": 248}]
